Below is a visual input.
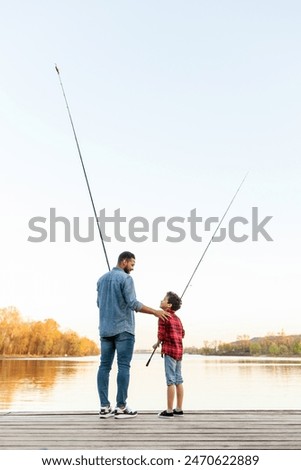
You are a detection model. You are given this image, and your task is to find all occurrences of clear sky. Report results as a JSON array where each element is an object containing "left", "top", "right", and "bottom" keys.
[{"left": 1, "top": 0, "right": 300, "bottom": 349}]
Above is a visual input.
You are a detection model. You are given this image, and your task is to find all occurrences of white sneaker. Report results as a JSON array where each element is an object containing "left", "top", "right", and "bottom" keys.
[
  {"left": 99, "top": 405, "right": 115, "bottom": 419},
  {"left": 114, "top": 405, "right": 137, "bottom": 419}
]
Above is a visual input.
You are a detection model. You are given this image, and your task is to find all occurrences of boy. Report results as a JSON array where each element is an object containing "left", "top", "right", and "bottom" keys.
[{"left": 153, "top": 291, "right": 185, "bottom": 418}]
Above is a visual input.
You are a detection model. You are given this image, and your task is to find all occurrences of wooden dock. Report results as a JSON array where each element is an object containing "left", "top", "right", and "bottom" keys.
[{"left": 1, "top": 410, "right": 301, "bottom": 450}]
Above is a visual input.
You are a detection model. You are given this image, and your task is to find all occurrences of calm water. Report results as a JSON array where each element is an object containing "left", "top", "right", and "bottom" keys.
[{"left": 1, "top": 354, "right": 301, "bottom": 411}]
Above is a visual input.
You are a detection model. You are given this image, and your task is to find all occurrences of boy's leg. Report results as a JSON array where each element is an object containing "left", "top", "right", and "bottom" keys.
[
  {"left": 175, "top": 383, "right": 184, "bottom": 410},
  {"left": 167, "top": 384, "right": 175, "bottom": 412},
  {"left": 158, "top": 355, "right": 176, "bottom": 418},
  {"left": 175, "top": 359, "right": 184, "bottom": 410},
  {"left": 164, "top": 355, "right": 177, "bottom": 411}
]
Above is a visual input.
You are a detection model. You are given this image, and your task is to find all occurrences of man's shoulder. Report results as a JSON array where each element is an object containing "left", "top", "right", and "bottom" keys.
[
  {"left": 112, "top": 267, "right": 129, "bottom": 281},
  {"left": 97, "top": 270, "right": 111, "bottom": 283},
  {"left": 98, "top": 268, "right": 129, "bottom": 284}
]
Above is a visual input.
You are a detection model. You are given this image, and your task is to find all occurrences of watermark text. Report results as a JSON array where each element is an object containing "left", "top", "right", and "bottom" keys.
[{"left": 27, "top": 207, "right": 273, "bottom": 243}]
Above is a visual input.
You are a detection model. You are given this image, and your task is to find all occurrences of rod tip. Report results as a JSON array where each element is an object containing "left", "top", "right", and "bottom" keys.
[{"left": 55, "top": 63, "right": 60, "bottom": 74}]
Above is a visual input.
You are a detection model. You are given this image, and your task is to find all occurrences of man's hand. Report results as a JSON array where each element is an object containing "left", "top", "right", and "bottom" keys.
[
  {"left": 154, "top": 309, "right": 170, "bottom": 320},
  {"left": 152, "top": 340, "right": 161, "bottom": 349},
  {"left": 139, "top": 305, "right": 171, "bottom": 320}
]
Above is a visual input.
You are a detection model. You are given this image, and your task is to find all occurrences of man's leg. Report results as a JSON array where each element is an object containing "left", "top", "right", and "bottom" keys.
[
  {"left": 115, "top": 332, "right": 135, "bottom": 408},
  {"left": 97, "top": 336, "right": 115, "bottom": 407}
]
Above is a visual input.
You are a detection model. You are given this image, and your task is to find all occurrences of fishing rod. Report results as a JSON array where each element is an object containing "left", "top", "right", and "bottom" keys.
[
  {"left": 180, "top": 172, "right": 248, "bottom": 298},
  {"left": 55, "top": 64, "right": 110, "bottom": 271},
  {"left": 146, "top": 347, "right": 157, "bottom": 367},
  {"left": 146, "top": 172, "right": 248, "bottom": 366}
]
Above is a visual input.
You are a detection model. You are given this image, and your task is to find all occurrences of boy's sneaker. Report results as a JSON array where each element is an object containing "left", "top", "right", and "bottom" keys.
[
  {"left": 173, "top": 409, "right": 184, "bottom": 416},
  {"left": 114, "top": 405, "right": 137, "bottom": 419},
  {"left": 158, "top": 410, "right": 174, "bottom": 418},
  {"left": 99, "top": 406, "right": 114, "bottom": 419}
]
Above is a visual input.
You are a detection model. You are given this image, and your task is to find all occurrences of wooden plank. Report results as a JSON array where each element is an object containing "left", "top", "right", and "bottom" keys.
[{"left": 1, "top": 411, "right": 301, "bottom": 450}]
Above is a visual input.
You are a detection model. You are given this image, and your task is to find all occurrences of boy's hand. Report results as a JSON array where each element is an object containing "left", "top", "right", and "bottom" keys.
[{"left": 152, "top": 341, "right": 160, "bottom": 349}]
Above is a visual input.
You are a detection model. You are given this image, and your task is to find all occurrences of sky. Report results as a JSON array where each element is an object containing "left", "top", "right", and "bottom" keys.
[{"left": 0, "top": 0, "right": 300, "bottom": 350}]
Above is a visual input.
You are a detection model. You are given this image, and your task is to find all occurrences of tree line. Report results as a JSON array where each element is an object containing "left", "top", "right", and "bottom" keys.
[
  {"left": 185, "top": 332, "right": 301, "bottom": 357},
  {"left": 0, "top": 307, "right": 99, "bottom": 357}
]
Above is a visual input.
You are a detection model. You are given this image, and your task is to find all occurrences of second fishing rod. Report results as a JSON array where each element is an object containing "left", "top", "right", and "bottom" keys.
[{"left": 146, "top": 172, "right": 248, "bottom": 366}]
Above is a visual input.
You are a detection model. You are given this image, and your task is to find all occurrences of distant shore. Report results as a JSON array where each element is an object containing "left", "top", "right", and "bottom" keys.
[{"left": 2, "top": 351, "right": 301, "bottom": 359}]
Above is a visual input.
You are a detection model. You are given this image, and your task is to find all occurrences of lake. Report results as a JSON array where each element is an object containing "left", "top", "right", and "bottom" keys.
[{"left": 1, "top": 354, "right": 301, "bottom": 412}]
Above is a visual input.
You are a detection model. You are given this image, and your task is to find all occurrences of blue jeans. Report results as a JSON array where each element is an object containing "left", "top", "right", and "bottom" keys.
[{"left": 97, "top": 332, "right": 135, "bottom": 408}]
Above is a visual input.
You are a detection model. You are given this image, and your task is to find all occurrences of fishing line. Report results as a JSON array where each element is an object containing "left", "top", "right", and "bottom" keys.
[
  {"left": 146, "top": 172, "right": 248, "bottom": 366},
  {"left": 55, "top": 64, "right": 110, "bottom": 271}
]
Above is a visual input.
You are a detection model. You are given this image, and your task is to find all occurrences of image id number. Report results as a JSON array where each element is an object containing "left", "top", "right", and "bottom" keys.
[{"left": 184, "top": 455, "right": 260, "bottom": 465}]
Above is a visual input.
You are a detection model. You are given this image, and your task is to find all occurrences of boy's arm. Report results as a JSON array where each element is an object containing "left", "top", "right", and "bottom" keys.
[
  {"left": 152, "top": 318, "right": 165, "bottom": 349},
  {"left": 157, "top": 317, "right": 166, "bottom": 342}
]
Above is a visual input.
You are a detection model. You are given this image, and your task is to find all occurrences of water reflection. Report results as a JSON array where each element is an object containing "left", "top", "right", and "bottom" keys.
[
  {"left": 184, "top": 355, "right": 301, "bottom": 410},
  {"left": 0, "top": 358, "right": 96, "bottom": 411},
  {"left": 1, "top": 355, "right": 301, "bottom": 411}
]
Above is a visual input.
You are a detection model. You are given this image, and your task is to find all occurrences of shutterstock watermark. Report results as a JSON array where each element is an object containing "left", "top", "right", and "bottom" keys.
[{"left": 27, "top": 207, "right": 273, "bottom": 243}]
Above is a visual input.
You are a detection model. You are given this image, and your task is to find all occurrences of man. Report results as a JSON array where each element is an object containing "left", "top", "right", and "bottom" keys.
[{"left": 96, "top": 251, "right": 169, "bottom": 419}]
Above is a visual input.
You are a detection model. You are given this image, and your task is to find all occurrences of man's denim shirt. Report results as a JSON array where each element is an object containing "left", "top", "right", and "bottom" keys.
[{"left": 97, "top": 267, "right": 143, "bottom": 338}]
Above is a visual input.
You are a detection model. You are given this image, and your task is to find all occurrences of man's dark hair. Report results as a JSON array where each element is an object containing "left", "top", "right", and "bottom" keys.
[
  {"left": 166, "top": 291, "right": 182, "bottom": 311},
  {"left": 118, "top": 251, "right": 136, "bottom": 264}
]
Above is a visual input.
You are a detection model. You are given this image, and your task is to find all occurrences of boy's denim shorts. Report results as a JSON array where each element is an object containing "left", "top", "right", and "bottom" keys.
[{"left": 164, "top": 354, "right": 183, "bottom": 386}]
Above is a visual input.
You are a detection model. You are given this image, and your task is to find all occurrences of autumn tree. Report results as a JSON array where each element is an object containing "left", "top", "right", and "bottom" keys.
[{"left": 0, "top": 307, "right": 99, "bottom": 357}]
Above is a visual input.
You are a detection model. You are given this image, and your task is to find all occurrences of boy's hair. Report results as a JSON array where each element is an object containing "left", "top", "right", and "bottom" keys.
[
  {"left": 166, "top": 291, "right": 182, "bottom": 311},
  {"left": 118, "top": 251, "right": 135, "bottom": 263}
]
